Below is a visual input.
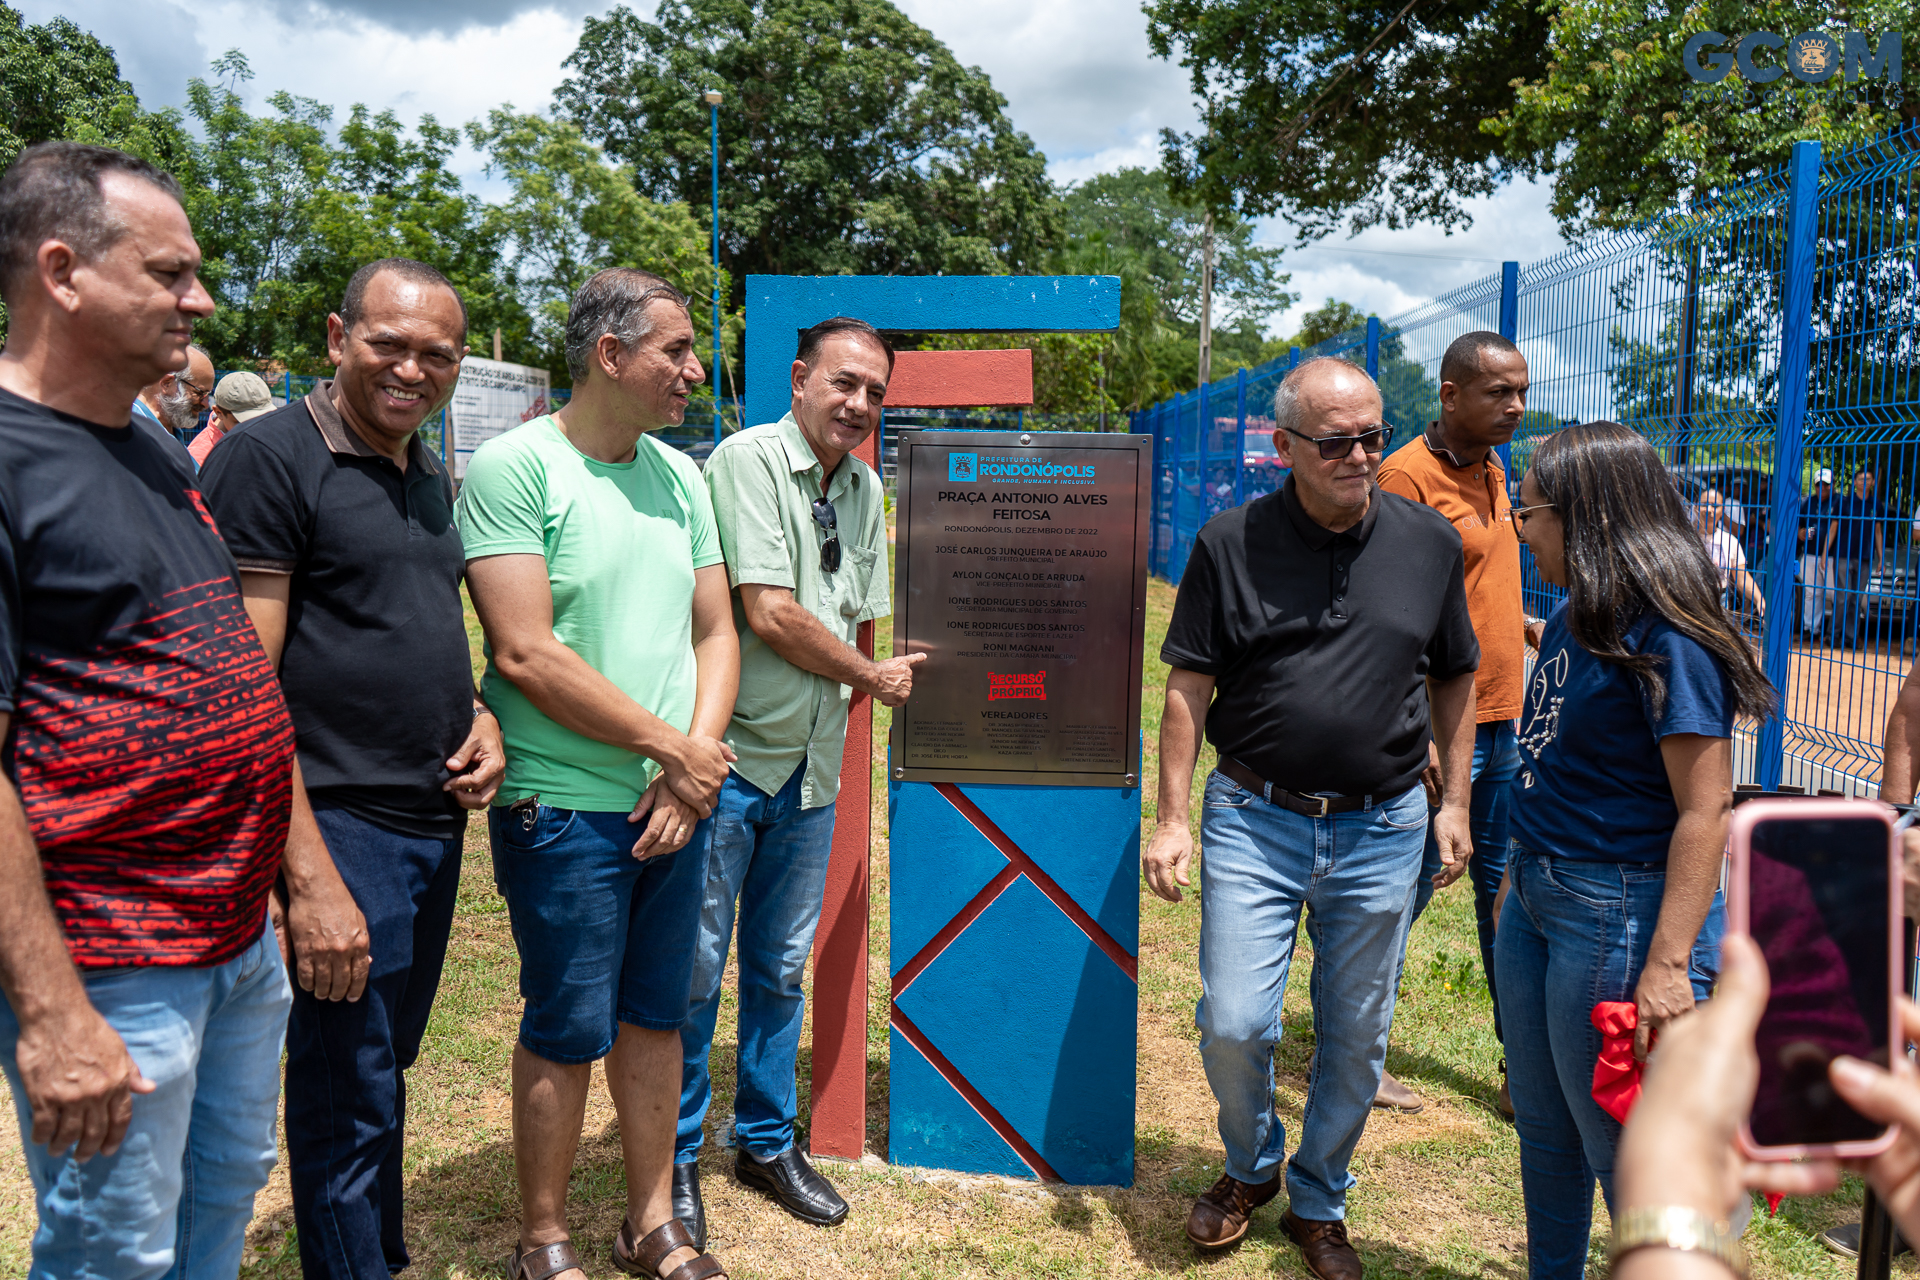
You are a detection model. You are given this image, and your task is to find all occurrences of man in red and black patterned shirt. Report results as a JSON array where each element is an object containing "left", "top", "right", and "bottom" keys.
[{"left": 0, "top": 143, "right": 367, "bottom": 1280}]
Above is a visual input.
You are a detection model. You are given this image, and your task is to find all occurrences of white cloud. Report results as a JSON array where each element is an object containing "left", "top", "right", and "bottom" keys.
[
  {"left": 16, "top": 0, "right": 587, "bottom": 196},
  {"left": 1262, "top": 177, "right": 1576, "bottom": 338},
  {"left": 895, "top": 0, "right": 1198, "bottom": 177}
]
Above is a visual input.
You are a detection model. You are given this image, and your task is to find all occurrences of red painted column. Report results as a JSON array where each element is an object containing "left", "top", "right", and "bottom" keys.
[{"left": 809, "top": 427, "right": 878, "bottom": 1159}]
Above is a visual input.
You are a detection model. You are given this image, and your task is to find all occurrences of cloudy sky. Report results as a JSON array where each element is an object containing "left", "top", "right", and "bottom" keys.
[{"left": 22, "top": 0, "right": 1574, "bottom": 337}]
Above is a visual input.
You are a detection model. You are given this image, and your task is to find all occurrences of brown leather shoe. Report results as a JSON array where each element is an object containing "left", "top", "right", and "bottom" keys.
[
  {"left": 1282, "top": 1209, "right": 1363, "bottom": 1280},
  {"left": 1185, "top": 1169, "right": 1280, "bottom": 1250},
  {"left": 1496, "top": 1059, "right": 1515, "bottom": 1121},
  {"left": 1372, "top": 1068, "right": 1425, "bottom": 1114}
]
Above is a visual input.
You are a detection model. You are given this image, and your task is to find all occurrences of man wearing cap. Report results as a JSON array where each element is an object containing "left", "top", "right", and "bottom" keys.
[
  {"left": 1799, "top": 468, "right": 1837, "bottom": 640},
  {"left": 199, "top": 256, "right": 504, "bottom": 1280},
  {"left": 189, "top": 370, "right": 275, "bottom": 467}
]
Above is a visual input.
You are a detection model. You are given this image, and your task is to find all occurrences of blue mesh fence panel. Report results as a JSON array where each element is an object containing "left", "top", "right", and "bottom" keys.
[{"left": 1136, "top": 123, "right": 1920, "bottom": 792}]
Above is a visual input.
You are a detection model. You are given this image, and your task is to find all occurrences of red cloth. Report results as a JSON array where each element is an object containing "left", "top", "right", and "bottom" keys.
[
  {"left": 1588, "top": 1000, "right": 1784, "bottom": 1216},
  {"left": 1591, "top": 1001, "right": 1643, "bottom": 1124}
]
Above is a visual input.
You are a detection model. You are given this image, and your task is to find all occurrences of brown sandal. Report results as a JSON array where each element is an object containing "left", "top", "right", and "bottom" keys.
[
  {"left": 503, "top": 1240, "right": 584, "bottom": 1280},
  {"left": 612, "top": 1216, "right": 727, "bottom": 1280}
]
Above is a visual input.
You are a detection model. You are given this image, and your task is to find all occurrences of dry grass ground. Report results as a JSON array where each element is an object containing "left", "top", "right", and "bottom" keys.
[{"left": 0, "top": 578, "right": 1910, "bottom": 1277}]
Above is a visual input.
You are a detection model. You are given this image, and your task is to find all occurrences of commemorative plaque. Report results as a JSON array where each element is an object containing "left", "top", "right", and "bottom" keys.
[{"left": 890, "top": 431, "right": 1150, "bottom": 787}]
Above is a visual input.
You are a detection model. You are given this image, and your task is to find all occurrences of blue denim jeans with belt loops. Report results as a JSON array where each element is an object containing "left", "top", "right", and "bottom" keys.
[
  {"left": 1494, "top": 844, "right": 1725, "bottom": 1279},
  {"left": 1196, "top": 772, "right": 1428, "bottom": 1221},
  {"left": 0, "top": 916, "right": 291, "bottom": 1280}
]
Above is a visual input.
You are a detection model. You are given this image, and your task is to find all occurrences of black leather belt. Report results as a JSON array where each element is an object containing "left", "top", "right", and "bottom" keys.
[{"left": 1217, "top": 757, "right": 1370, "bottom": 817}]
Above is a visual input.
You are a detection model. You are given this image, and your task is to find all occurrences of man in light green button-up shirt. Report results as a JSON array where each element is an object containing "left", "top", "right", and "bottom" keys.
[{"left": 676, "top": 318, "right": 922, "bottom": 1237}]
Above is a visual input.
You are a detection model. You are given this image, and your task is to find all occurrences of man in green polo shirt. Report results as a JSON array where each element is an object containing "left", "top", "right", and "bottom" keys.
[
  {"left": 674, "top": 317, "right": 918, "bottom": 1240},
  {"left": 458, "top": 268, "right": 738, "bottom": 1280}
]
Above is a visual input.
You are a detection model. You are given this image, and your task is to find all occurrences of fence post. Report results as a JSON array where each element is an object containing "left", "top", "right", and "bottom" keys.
[
  {"left": 1498, "top": 261, "right": 1521, "bottom": 478},
  {"left": 1757, "top": 139, "right": 1822, "bottom": 792},
  {"left": 1289, "top": 345, "right": 1300, "bottom": 370},
  {"left": 1233, "top": 367, "right": 1248, "bottom": 507},
  {"left": 1197, "top": 382, "right": 1211, "bottom": 524},
  {"left": 1365, "top": 317, "right": 1381, "bottom": 380},
  {"left": 1159, "top": 401, "right": 1175, "bottom": 579}
]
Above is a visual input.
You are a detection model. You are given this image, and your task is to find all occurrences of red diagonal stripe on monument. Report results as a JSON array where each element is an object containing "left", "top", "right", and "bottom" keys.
[
  {"left": 890, "top": 1004, "right": 1062, "bottom": 1182},
  {"left": 933, "top": 783, "right": 1138, "bottom": 983},
  {"left": 891, "top": 863, "right": 1022, "bottom": 1000}
]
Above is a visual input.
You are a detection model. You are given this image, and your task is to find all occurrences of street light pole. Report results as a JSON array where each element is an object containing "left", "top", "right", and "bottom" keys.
[{"left": 704, "top": 88, "right": 724, "bottom": 447}]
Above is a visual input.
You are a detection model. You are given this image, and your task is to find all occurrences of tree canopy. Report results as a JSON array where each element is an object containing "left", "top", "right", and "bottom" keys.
[
  {"left": 1487, "top": 0, "right": 1916, "bottom": 231},
  {"left": 0, "top": 12, "right": 722, "bottom": 385},
  {"left": 555, "top": 0, "right": 1060, "bottom": 296},
  {"left": 1143, "top": 0, "right": 1552, "bottom": 239}
]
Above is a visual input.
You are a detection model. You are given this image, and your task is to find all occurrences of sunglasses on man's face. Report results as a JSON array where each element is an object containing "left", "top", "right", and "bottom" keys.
[
  {"left": 1283, "top": 424, "right": 1394, "bottom": 461},
  {"left": 811, "top": 496, "right": 841, "bottom": 573}
]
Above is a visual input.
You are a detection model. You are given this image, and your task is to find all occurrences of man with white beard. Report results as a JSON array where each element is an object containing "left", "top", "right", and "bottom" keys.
[{"left": 133, "top": 341, "right": 213, "bottom": 446}]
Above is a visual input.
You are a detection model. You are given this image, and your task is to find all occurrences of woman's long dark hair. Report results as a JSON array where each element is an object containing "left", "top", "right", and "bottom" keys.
[{"left": 1527, "top": 420, "right": 1775, "bottom": 720}]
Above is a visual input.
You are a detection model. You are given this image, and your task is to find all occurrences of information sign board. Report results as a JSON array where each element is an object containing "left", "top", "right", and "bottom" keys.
[
  {"left": 448, "top": 356, "right": 552, "bottom": 478},
  {"left": 891, "top": 431, "right": 1149, "bottom": 787}
]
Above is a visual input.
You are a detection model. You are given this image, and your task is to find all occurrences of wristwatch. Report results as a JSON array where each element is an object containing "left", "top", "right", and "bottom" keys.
[{"left": 1609, "top": 1206, "right": 1747, "bottom": 1278}]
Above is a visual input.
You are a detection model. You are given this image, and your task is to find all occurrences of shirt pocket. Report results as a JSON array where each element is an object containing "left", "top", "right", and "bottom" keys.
[{"left": 838, "top": 544, "right": 880, "bottom": 621}]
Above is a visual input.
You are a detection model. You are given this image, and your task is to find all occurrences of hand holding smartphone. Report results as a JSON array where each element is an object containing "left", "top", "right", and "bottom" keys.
[{"left": 1728, "top": 797, "right": 1903, "bottom": 1161}]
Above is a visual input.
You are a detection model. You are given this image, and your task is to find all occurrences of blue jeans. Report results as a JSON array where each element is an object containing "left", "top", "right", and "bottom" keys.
[
  {"left": 287, "top": 807, "right": 464, "bottom": 1280},
  {"left": 1495, "top": 847, "right": 1725, "bottom": 1279},
  {"left": 678, "top": 765, "right": 837, "bottom": 1162},
  {"left": 0, "top": 916, "right": 290, "bottom": 1280},
  {"left": 1411, "top": 720, "right": 1520, "bottom": 1040},
  {"left": 1195, "top": 773, "right": 1428, "bottom": 1220},
  {"left": 489, "top": 804, "right": 711, "bottom": 1062}
]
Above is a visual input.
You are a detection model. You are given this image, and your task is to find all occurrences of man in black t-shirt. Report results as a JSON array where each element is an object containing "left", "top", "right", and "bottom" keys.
[
  {"left": 200, "top": 258, "right": 503, "bottom": 1280},
  {"left": 1148, "top": 357, "right": 1479, "bottom": 1278},
  {"left": 0, "top": 143, "right": 330, "bottom": 1279}
]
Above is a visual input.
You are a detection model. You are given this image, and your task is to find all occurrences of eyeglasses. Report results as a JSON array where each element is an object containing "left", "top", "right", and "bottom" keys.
[
  {"left": 811, "top": 496, "right": 841, "bottom": 573},
  {"left": 179, "top": 377, "right": 210, "bottom": 403},
  {"left": 1511, "top": 502, "right": 1556, "bottom": 526},
  {"left": 1283, "top": 424, "right": 1394, "bottom": 460}
]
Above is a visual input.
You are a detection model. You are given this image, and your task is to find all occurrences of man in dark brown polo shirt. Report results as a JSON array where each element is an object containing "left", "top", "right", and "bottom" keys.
[{"left": 201, "top": 257, "right": 505, "bottom": 1280}]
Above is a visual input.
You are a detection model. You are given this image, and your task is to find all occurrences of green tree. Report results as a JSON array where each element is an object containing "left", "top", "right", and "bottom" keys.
[
  {"left": 183, "top": 53, "right": 517, "bottom": 373},
  {"left": 0, "top": 3, "right": 193, "bottom": 172},
  {"left": 1486, "top": 0, "right": 1915, "bottom": 231},
  {"left": 552, "top": 0, "right": 1060, "bottom": 298},
  {"left": 1264, "top": 298, "right": 1440, "bottom": 429},
  {"left": 1044, "top": 167, "right": 1293, "bottom": 410},
  {"left": 1142, "top": 0, "right": 1552, "bottom": 239},
  {"left": 1063, "top": 168, "right": 1292, "bottom": 331},
  {"left": 468, "top": 108, "right": 729, "bottom": 389}
]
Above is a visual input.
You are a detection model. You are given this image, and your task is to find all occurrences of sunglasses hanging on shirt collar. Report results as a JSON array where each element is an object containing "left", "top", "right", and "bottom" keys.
[{"left": 811, "top": 495, "right": 841, "bottom": 573}]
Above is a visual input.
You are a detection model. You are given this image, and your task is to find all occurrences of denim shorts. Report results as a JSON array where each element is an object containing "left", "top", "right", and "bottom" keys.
[{"left": 489, "top": 804, "right": 712, "bottom": 1063}]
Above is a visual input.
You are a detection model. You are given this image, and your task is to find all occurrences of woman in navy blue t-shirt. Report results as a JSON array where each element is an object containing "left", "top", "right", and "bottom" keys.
[{"left": 1498, "top": 422, "right": 1775, "bottom": 1278}]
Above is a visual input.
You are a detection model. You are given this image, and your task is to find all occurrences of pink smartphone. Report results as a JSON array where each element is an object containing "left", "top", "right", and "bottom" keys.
[{"left": 1727, "top": 797, "right": 1902, "bottom": 1160}]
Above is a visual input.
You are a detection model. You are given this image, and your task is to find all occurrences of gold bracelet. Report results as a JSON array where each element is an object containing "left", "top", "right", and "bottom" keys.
[{"left": 1610, "top": 1206, "right": 1748, "bottom": 1278}]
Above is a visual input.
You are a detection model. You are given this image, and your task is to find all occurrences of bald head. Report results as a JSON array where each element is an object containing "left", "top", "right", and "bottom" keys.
[
  {"left": 141, "top": 343, "right": 213, "bottom": 433},
  {"left": 1274, "top": 356, "right": 1382, "bottom": 435},
  {"left": 1273, "top": 356, "right": 1386, "bottom": 528}
]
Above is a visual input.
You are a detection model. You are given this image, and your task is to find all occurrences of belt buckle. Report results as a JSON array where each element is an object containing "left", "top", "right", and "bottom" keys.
[{"left": 1312, "top": 794, "right": 1331, "bottom": 818}]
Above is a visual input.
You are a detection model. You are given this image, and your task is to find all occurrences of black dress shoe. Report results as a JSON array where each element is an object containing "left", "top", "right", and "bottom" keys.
[
  {"left": 671, "top": 1161, "right": 706, "bottom": 1250},
  {"left": 1820, "top": 1221, "right": 1912, "bottom": 1258},
  {"left": 735, "top": 1145, "right": 849, "bottom": 1226}
]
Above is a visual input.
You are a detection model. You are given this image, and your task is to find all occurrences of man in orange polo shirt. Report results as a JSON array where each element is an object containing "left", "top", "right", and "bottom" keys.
[{"left": 1377, "top": 331, "right": 1534, "bottom": 1117}]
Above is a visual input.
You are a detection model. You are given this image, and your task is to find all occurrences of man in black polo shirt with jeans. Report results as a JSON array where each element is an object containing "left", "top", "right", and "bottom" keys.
[
  {"left": 200, "top": 258, "right": 505, "bottom": 1280},
  {"left": 1148, "top": 356, "right": 1478, "bottom": 1280}
]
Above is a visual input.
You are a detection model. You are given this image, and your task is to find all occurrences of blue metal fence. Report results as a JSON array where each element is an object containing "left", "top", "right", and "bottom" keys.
[{"left": 1136, "top": 124, "right": 1920, "bottom": 793}]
